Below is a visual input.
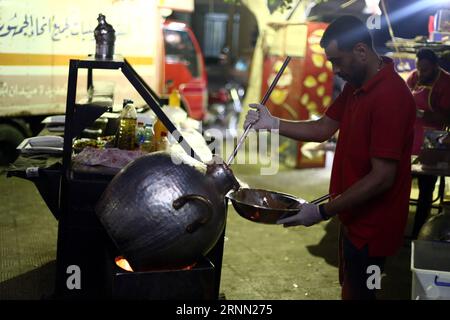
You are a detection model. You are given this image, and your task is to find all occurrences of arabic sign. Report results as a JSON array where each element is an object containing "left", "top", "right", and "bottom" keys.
[
  {"left": 0, "top": 13, "right": 99, "bottom": 42},
  {"left": 0, "top": 0, "right": 161, "bottom": 111},
  {"left": 0, "top": 0, "right": 157, "bottom": 57}
]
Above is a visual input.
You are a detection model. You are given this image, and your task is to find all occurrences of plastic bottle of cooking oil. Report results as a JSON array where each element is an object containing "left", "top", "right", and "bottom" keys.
[
  {"left": 141, "top": 124, "right": 154, "bottom": 153},
  {"left": 156, "top": 131, "right": 170, "bottom": 151},
  {"left": 165, "top": 89, "right": 186, "bottom": 127},
  {"left": 169, "top": 88, "right": 181, "bottom": 108},
  {"left": 152, "top": 115, "right": 169, "bottom": 148},
  {"left": 116, "top": 99, "right": 137, "bottom": 150},
  {"left": 153, "top": 89, "right": 185, "bottom": 148},
  {"left": 135, "top": 121, "right": 145, "bottom": 150}
]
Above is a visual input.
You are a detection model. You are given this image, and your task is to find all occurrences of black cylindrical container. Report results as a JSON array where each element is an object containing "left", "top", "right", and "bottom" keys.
[{"left": 94, "top": 14, "right": 115, "bottom": 59}]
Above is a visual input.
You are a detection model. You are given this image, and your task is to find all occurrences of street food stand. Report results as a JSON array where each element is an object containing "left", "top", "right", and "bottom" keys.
[{"left": 7, "top": 56, "right": 224, "bottom": 299}]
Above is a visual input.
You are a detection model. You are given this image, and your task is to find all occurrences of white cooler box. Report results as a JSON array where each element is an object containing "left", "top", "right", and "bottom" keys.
[{"left": 411, "top": 240, "right": 450, "bottom": 300}]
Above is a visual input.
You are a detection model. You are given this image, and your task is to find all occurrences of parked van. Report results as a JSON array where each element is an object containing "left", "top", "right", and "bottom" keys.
[{"left": 0, "top": 0, "right": 207, "bottom": 164}]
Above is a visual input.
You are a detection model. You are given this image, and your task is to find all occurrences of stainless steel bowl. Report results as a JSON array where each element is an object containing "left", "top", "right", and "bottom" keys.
[{"left": 227, "top": 188, "right": 329, "bottom": 224}]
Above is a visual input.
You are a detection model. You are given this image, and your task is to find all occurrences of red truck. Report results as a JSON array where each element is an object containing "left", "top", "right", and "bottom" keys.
[{"left": 163, "top": 20, "right": 208, "bottom": 121}]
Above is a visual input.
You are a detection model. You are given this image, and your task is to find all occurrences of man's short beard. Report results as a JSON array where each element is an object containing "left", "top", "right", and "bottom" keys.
[
  {"left": 347, "top": 59, "right": 366, "bottom": 88},
  {"left": 350, "top": 68, "right": 366, "bottom": 88},
  {"left": 419, "top": 68, "right": 438, "bottom": 85}
]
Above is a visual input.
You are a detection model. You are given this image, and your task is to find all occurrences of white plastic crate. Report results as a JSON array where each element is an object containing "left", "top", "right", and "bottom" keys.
[{"left": 411, "top": 240, "right": 450, "bottom": 300}]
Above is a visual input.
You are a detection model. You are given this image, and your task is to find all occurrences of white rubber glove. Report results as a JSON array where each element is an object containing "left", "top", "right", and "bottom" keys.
[
  {"left": 276, "top": 203, "right": 323, "bottom": 227},
  {"left": 243, "top": 103, "right": 280, "bottom": 130}
]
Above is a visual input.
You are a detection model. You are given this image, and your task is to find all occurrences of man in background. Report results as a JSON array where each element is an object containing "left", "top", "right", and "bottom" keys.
[{"left": 407, "top": 48, "right": 450, "bottom": 239}]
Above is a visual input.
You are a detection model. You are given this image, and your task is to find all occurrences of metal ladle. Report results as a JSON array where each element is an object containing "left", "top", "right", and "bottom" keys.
[{"left": 221, "top": 56, "right": 331, "bottom": 224}]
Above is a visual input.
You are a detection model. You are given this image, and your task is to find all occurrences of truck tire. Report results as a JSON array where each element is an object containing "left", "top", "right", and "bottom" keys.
[{"left": 0, "top": 123, "right": 26, "bottom": 165}]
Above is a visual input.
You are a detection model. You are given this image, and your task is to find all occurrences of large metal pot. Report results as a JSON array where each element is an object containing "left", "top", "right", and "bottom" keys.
[
  {"left": 418, "top": 211, "right": 450, "bottom": 242},
  {"left": 95, "top": 151, "right": 239, "bottom": 271}
]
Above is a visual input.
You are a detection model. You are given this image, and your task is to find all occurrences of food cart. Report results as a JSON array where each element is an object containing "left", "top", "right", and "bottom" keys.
[{"left": 7, "top": 56, "right": 224, "bottom": 300}]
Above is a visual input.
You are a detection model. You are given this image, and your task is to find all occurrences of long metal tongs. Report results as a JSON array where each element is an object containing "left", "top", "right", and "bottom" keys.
[{"left": 226, "top": 56, "right": 291, "bottom": 166}]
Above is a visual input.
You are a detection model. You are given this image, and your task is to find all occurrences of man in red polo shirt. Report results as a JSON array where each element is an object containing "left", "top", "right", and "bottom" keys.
[{"left": 244, "top": 15, "right": 416, "bottom": 299}]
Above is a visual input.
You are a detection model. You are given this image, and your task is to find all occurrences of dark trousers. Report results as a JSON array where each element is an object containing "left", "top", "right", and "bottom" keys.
[
  {"left": 338, "top": 229, "right": 386, "bottom": 300},
  {"left": 412, "top": 175, "right": 438, "bottom": 239}
]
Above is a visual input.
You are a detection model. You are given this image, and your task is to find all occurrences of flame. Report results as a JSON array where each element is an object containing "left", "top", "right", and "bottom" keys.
[
  {"left": 115, "top": 256, "right": 134, "bottom": 272},
  {"left": 115, "top": 256, "right": 197, "bottom": 272}
]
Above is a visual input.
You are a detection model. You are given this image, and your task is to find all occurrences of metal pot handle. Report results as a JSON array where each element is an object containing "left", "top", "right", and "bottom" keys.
[{"left": 172, "top": 195, "right": 214, "bottom": 233}]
